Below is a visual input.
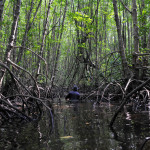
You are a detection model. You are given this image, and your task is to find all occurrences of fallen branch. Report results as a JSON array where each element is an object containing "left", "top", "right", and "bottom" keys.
[
  {"left": 109, "top": 78, "right": 150, "bottom": 127},
  {"left": 140, "top": 137, "right": 150, "bottom": 150},
  {"left": 2, "top": 94, "right": 54, "bottom": 131},
  {"left": 0, "top": 98, "right": 32, "bottom": 121}
]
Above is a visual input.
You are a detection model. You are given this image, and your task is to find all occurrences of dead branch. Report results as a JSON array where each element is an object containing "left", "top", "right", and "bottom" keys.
[
  {"left": 1, "top": 94, "right": 54, "bottom": 130},
  {"left": 140, "top": 137, "right": 150, "bottom": 150},
  {"left": 0, "top": 98, "right": 32, "bottom": 121},
  {"left": 119, "top": 0, "right": 132, "bottom": 14},
  {"left": 0, "top": 61, "right": 32, "bottom": 95},
  {"left": 7, "top": 58, "right": 40, "bottom": 97},
  {"left": 110, "top": 78, "right": 150, "bottom": 127},
  {"left": 14, "top": 46, "right": 47, "bottom": 65}
]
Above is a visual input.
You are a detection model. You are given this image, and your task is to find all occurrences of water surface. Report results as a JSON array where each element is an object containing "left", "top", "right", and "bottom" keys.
[{"left": 0, "top": 100, "right": 150, "bottom": 150}]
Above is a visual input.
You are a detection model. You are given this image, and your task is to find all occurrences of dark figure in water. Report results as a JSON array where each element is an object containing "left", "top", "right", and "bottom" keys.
[{"left": 65, "top": 85, "right": 80, "bottom": 103}]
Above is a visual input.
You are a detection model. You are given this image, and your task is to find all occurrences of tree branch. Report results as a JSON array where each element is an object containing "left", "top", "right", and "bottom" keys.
[
  {"left": 119, "top": 0, "right": 132, "bottom": 14},
  {"left": 110, "top": 78, "right": 150, "bottom": 127}
]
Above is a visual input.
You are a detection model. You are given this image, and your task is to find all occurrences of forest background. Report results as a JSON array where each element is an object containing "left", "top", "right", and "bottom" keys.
[{"left": 0, "top": 0, "right": 150, "bottom": 123}]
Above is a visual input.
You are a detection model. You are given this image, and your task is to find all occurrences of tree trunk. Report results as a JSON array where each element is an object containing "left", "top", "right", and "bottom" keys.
[
  {"left": 113, "top": 0, "right": 131, "bottom": 79},
  {"left": 147, "top": 28, "right": 150, "bottom": 49},
  {"left": 127, "top": 15, "right": 131, "bottom": 54},
  {"left": 132, "top": 0, "right": 140, "bottom": 79},
  {"left": 50, "top": 0, "right": 67, "bottom": 87},
  {"left": 140, "top": 0, "right": 147, "bottom": 49},
  {"left": 0, "top": 0, "right": 21, "bottom": 92},
  {"left": 35, "top": 0, "right": 53, "bottom": 86},
  {"left": 95, "top": 0, "right": 99, "bottom": 87},
  {"left": 0, "top": 0, "right": 5, "bottom": 60},
  {"left": 0, "top": 0, "right": 5, "bottom": 26},
  {"left": 16, "top": 0, "right": 42, "bottom": 64}
]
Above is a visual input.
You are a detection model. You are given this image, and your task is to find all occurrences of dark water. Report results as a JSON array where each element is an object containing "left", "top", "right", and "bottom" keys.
[{"left": 1, "top": 100, "right": 150, "bottom": 150}]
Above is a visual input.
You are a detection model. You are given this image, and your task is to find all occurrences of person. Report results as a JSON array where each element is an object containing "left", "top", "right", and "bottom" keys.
[{"left": 65, "top": 85, "right": 80, "bottom": 103}]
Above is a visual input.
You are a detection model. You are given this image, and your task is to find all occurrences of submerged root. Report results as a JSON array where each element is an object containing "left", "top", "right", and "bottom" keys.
[
  {"left": 0, "top": 62, "right": 54, "bottom": 131},
  {"left": 0, "top": 94, "right": 54, "bottom": 131},
  {"left": 109, "top": 78, "right": 150, "bottom": 127}
]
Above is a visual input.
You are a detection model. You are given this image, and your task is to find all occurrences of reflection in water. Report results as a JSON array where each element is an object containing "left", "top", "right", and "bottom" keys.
[
  {"left": 125, "top": 112, "right": 131, "bottom": 121},
  {"left": 0, "top": 100, "right": 150, "bottom": 150},
  {"left": 148, "top": 101, "right": 150, "bottom": 120}
]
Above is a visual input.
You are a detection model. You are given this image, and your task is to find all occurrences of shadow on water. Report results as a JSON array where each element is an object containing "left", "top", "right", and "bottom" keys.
[{"left": 1, "top": 99, "right": 150, "bottom": 150}]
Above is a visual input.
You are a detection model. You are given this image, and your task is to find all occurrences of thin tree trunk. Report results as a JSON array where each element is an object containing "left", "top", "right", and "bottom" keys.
[
  {"left": 0, "top": 0, "right": 5, "bottom": 60},
  {"left": 140, "top": 0, "right": 147, "bottom": 49},
  {"left": 147, "top": 28, "right": 150, "bottom": 49},
  {"left": 36, "top": 0, "right": 53, "bottom": 81},
  {"left": 127, "top": 15, "right": 131, "bottom": 54},
  {"left": 113, "top": 0, "right": 131, "bottom": 79},
  {"left": 0, "top": 0, "right": 21, "bottom": 92},
  {"left": 132, "top": 0, "right": 139, "bottom": 53},
  {"left": 122, "top": 9, "right": 126, "bottom": 49},
  {"left": 0, "top": 0, "right": 5, "bottom": 27},
  {"left": 132, "top": 0, "right": 140, "bottom": 79},
  {"left": 16, "top": 0, "right": 42, "bottom": 64},
  {"left": 50, "top": 0, "right": 67, "bottom": 87},
  {"left": 95, "top": 0, "right": 99, "bottom": 87}
]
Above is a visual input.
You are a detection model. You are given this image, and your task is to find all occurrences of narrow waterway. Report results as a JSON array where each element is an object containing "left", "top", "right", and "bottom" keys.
[{"left": 0, "top": 100, "right": 150, "bottom": 150}]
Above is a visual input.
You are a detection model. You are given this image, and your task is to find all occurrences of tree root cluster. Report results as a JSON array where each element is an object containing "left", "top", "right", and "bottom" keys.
[
  {"left": 83, "top": 78, "right": 150, "bottom": 126},
  {"left": 100, "top": 78, "right": 150, "bottom": 111},
  {"left": 0, "top": 94, "right": 54, "bottom": 126},
  {"left": 98, "top": 78, "right": 150, "bottom": 126},
  {"left": 0, "top": 62, "right": 54, "bottom": 129}
]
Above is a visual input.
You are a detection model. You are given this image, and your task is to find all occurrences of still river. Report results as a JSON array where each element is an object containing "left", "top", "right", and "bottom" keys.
[{"left": 0, "top": 100, "right": 150, "bottom": 150}]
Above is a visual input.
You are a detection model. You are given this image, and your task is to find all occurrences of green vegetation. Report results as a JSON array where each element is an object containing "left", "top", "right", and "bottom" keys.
[{"left": 0, "top": 0, "right": 150, "bottom": 125}]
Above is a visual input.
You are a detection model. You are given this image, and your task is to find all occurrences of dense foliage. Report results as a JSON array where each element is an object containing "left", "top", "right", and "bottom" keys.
[
  {"left": 0, "top": 0, "right": 149, "bottom": 124},
  {"left": 0, "top": 0, "right": 150, "bottom": 89}
]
